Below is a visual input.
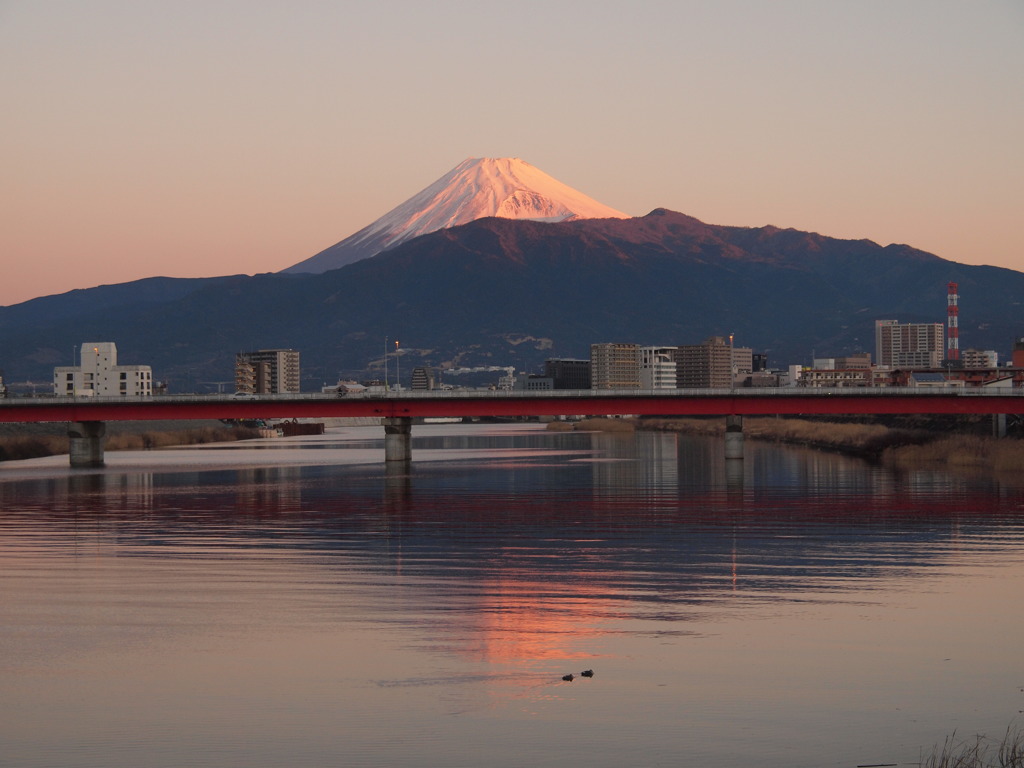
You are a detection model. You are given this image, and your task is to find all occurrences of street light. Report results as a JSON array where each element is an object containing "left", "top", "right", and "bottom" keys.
[{"left": 395, "top": 340, "right": 400, "bottom": 390}]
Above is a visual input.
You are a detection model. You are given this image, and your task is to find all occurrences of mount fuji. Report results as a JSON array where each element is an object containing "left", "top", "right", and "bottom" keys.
[
  {"left": 6, "top": 158, "right": 1024, "bottom": 388},
  {"left": 283, "top": 157, "right": 628, "bottom": 274}
]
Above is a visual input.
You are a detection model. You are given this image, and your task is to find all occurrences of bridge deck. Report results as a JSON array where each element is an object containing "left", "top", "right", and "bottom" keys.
[{"left": 1, "top": 388, "right": 1022, "bottom": 423}]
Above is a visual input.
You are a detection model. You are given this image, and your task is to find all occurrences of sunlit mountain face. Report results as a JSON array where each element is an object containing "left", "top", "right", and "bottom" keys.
[{"left": 283, "top": 157, "right": 628, "bottom": 274}]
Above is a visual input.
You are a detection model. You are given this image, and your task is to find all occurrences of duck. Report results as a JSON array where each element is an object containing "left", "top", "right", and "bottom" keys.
[
  {"left": 562, "top": 673, "right": 574, "bottom": 682},
  {"left": 580, "top": 669, "right": 594, "bottom": 678}
]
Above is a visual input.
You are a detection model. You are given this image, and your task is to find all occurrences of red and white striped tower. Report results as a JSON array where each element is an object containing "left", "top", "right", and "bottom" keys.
[{"left": 946, "top": 282, "right": 960, "bottom": 361}]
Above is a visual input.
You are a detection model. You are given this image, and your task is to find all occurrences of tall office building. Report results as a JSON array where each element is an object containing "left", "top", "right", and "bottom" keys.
[
  {"left": 675, "top": 337, "right": 733, "bottom": 388},
  {"left": 590, "top": 343, "right": 640, "bottom": 389},
  {"left": 235, "top": 349, "right": 301, "bottom": 394},
  {"left": 875, "top": 320, "right": 944, "bottom": 368},
  {"left": 731, "top": 345, "right": 753, "bottom": 377}
]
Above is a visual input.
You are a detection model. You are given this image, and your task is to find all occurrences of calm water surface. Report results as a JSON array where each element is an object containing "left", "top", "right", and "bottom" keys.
[{"left": 2, "top": 423, "right": 1023, "bottom": 768}]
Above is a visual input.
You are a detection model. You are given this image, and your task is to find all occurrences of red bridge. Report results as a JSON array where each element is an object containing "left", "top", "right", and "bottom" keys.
[{"left": 2, "top": 388, "right": 1021, "bottom": 467}]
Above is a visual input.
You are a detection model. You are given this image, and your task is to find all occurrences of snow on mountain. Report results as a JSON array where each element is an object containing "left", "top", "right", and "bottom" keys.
[{"left": 283, "top": 157, "right": 629, "bottom": 274}]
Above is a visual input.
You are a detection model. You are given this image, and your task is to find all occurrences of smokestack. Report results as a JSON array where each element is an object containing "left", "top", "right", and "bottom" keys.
[{"left": 946, "top": 282, "right": 960, "bottom": 361}]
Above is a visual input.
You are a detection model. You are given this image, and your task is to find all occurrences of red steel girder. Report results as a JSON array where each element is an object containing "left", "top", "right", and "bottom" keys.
[{"left": 1, "top": 391, "right": 1022, "bottom": 424}]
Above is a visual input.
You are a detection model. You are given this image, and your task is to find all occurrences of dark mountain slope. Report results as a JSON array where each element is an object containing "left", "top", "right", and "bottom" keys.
[{"left": 1, "top": 210, "right": 1020, "bottom": 389}]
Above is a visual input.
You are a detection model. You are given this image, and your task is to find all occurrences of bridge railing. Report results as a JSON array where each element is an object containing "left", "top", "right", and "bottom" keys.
[{"left": 1, "top": 385, "right": 1022, "bottom": 409}]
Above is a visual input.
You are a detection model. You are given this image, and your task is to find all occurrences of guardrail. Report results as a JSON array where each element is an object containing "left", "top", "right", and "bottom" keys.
[{"left": 2, "top": 385, "right": 1023, "bottom": 407}]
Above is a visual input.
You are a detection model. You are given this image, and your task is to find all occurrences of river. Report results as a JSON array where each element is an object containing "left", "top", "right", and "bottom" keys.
[{"left": 1, "top": 423, "right": 1022, "bottom": 768}]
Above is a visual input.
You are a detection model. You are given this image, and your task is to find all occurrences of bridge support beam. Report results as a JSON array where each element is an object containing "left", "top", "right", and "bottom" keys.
[
  {"left": 383, "top": 417, "right": 412, "bottom": 463},
  {"left": 992, "top": 413, "right": 1008, "bottom": 439},
  {"left": 724, "top": 415, "right": 744, "bottom": 460},
  {"left": 68, "top": 421, "right": 106, "bottom": 468}
]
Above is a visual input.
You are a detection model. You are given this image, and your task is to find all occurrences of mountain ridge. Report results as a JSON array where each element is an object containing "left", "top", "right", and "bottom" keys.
[{"left": 2, "top": 209, "right": 1020, "bottom": 388}]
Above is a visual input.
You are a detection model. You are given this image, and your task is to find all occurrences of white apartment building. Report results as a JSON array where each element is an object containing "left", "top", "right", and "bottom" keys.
[
  {"left": 961, "top": 349, "right": 999, "bottom": 369},
  {"left": 54, "top": 342, "right": 153, "bottom": 396},
  {"left": 639, "top": 346, "right": 677, "bottom": 389}
]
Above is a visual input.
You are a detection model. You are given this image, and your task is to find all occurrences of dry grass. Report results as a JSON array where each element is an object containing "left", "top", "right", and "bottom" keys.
[
  {"left": 546, "top": 417, "right": 636, "bottom": 433},
  {"left": 637, "top": 416, "right": 1024, "bottom": 473},
  {"left": 104, "top": 426, "right": 262, "bottom": 451},
  {"left": 922, "top": 727, "right": 1024, "bottom": 768},
  {"left": 640, "top": 417, "right": 723, "bottom": 437},
  {"left": 641, "top": 416, "right": 931, "bottom": 458},
  {"left": 0, "top": 426, "right": 262, "bottom": 463},
  {"left": 0, "top": 435, "right": 67, "bottom": 462},
  {"left": 883, "top": 435, "right": 1024, "bottom": 474},
  {"left": 545, "top": 421, "right": 575, "bottom": 432}
]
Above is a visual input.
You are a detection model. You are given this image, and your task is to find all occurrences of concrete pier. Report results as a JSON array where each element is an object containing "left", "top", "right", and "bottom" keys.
[
  {"left": 68, "top": 420, "right": 106, "bottom": 468},
  {"left": 724, "top": 415, "right": 744, "bottom": 460},
  {"left": 383, "top": 417, "right": 412, "bottom": 463},
  {"left": 992, "top": 413, "right": 1008, "bottom": 438}
]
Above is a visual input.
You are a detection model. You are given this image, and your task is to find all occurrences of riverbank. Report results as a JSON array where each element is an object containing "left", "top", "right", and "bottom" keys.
[
  {"left": 0, "top": 423, "right": 262, "bottom": 463},
  {"left": 549, "top": 416, "right": 1024, "bottom": 474}
]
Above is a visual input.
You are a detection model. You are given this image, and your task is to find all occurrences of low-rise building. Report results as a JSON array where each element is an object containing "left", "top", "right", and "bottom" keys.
[
  {"left": 54, "top": 342, "right": 153, "bottom": 397},
  {"left": 908, "top": 372, "right": 964, "bottom": 388},
  {"left": 835, "top": 353, "right": 872, "bottom": 369},
  {"left": 514, "top": 375, "right": 554, "bottom": 391},
  {"left": 961, "top": 349, "right": 999, "bottom": 369},
  {"left": 799, "top": 368, "right": 872, "bottom": 387},
  {"left": 544, "top": 358, "right": 591, "bottom": 389},
  {"left": 737, "top": 372, "right": 783, "bottom": 387},
  {"left": 1013, "top": 338, "right": 1024, "bottom": 368}
]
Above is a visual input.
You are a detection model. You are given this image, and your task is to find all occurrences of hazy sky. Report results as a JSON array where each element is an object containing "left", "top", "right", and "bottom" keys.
[{"left": 2, "top": 1, "right": 1022, "bottom": 306}]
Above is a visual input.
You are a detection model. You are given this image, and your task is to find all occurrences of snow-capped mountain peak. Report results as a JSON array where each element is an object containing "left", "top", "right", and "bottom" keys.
[{"left": 283, "top": 157, "right": 628, "bottom": 274}]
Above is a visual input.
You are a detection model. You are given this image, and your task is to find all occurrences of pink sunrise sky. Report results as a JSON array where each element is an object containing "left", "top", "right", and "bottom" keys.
[{"left": 1, "top": 1, "right": 1022, "bottom": 307}]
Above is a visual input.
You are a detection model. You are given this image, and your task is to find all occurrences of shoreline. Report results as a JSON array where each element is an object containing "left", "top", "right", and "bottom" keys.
[
  {"left": 549, "top": 416, "right": 1024, "bottom": 476},
  {"left": 0, "top": 423, "right": 261, "bottom": 463}
]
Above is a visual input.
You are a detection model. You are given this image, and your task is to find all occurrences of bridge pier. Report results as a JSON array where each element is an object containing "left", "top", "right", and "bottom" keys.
[
  {"left": 68, "top": 421, "right": 106, "bottom": 468},
  {"left": 992, "top": 413, "right": 1008, "bottom": 439},
  {"left": 383, "top": 417, "right": 412, "bottom": 463},
  {"left": 725, "top": 415, "right": 744, "bottom": 460}
]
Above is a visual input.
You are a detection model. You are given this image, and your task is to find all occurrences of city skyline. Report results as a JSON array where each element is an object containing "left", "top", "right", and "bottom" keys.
[{"left": 2, "top": 1, "right": 1022, "bottom": 307}]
